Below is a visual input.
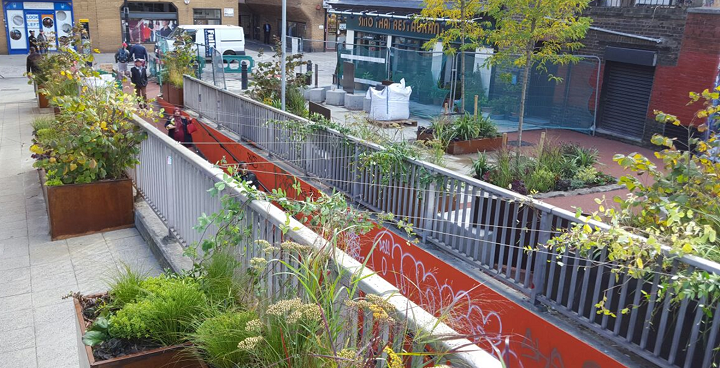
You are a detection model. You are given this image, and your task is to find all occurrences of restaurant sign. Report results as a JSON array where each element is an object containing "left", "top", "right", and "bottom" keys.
[{"left": 346, "top": 16, "right": 446, "bottom": 39}]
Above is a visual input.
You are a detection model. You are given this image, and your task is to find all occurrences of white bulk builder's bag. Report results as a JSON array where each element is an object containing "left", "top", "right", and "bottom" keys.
[{"left": 367, "top": 79, "right": 412, "bottom": 121}]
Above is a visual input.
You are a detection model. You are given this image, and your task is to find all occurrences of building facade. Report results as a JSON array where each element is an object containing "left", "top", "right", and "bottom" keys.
[
  {"left": 239, "top": 0, "right": 325, "bottom": 50},
  {"left": 1, "top": 0, "right": 239, "bottom": 54},
  {"left": 328, "top": 0, "right": 720, "bottom": 145}
]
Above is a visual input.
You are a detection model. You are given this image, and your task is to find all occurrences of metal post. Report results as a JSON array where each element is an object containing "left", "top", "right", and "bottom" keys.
[
  {"left": 280, "top": 0, "right": 287, "bottom": 111},
  {"left": 241, "top": 61, "right": 248, "bottom": 90},
  {"left": 307, "top": 60, "right": 312, "bottom": 73},
  {"left": 314, "top": 63, "right": 319, "bottom": 88},
  {"left": 122, "top": 2, "right": 130, "bottom": 44}
]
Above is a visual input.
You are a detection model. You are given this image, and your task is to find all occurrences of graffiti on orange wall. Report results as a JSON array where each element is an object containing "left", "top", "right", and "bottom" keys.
[{"left": 183, "top": 117, "right": 622, "bottom": 368}]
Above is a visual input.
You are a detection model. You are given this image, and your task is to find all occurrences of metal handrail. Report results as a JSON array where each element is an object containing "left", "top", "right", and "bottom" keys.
[
  {"left": 129, "top": 113, "right": 502, "bottom": 368},
  {"left": 182, "top": 75, "right": 720, "bottom": 368}
]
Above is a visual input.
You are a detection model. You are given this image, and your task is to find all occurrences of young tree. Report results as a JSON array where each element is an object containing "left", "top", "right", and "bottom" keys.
[
  {"left": 485, "top": 0, "right": 591, "bottom": 164},
  {"left": 420, "top": 0, "right": 487, "bottom": 113}
]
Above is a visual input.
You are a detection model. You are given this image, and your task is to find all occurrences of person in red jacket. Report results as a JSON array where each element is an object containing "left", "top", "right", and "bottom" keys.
[{"left": 165, "top": 108, "right": 198, "bottom": 152}]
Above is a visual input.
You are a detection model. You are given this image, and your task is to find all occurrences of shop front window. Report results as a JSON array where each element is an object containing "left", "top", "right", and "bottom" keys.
[
  {"left": 193, "top": 9, "right": 221, "bottom": 25},
  {"left": 121, "top": 2, "right": 177, "bottom": 44}
]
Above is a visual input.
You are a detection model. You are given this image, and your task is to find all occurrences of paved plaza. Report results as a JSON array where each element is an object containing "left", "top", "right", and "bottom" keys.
[{"left": 0, "top": 55, "right": 162, "bottom": 368}]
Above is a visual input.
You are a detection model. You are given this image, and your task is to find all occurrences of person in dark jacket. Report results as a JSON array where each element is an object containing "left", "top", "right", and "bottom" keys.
[
  {"left": 238, "top": 162, "right": 258, "bottom": 188},
  {"left": 28, "top": 30, "right": 37, "bottom": 50},
  {"left": 26, "top": 47, "right": 42, "bottom": 77},
  {"left": 263, "top": 23, "right": 271, "bottom": 44},
  {"left": 165, "top": 108, "right": 196, "bottom": 150},
  {"left": 130, "top": 58, "right": 148, "bottom": 108},
  {"left": 129, "top": 42, "right": 148, "bottom": 65},
  {"left": 37, "top": 31, "right": 47, "bottom": 53},
  {"left": 115, "top": 43, "right": 130, "bottom": 76}
]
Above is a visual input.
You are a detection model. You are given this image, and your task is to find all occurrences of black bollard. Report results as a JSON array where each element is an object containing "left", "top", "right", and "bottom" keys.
[
  {"left": 307, "top": 60, "right": 312, "bottom": 74},
  {"left": 241, "top": 61, "right": 248, "bottom": 90},
  {"left": 314, "top": 63, "right": 319, "bottom": 88}
]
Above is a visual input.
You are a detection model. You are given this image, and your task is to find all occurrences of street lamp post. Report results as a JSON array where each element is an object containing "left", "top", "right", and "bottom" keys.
[{"left": 122, "top": 1, "right": 130, "bottom": 44}]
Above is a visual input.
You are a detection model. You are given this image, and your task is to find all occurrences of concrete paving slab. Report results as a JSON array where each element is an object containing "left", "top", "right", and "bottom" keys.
[{"left": 0, "top": 55, "right": 164, "bottom": 368}]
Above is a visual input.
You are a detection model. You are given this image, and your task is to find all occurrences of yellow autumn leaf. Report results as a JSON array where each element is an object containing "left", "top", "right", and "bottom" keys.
[
  {"left": 69, "top": 163, "right": 77, "bottom": 171},
  {"left": 100, "top": 121, "right": 107, "bottom": 130},
  {"left": 636, "top": 258, "right": 644, "bottom": 269},
  {"left": 682, "top": 243, "right": 693, "bottom": 253}
]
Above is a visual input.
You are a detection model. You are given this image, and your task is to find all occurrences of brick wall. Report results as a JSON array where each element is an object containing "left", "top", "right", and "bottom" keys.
[
  {"left": 647, "top": 9, "right": 720, "bottom": 128},
  {"left": 245, "top": 0, "right": 327, "bottom": 45},
  {"left": 579, "top": 7, "right": 689, "bottom": 66}
]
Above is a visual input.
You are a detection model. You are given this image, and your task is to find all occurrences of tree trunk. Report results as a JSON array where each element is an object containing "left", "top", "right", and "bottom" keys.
[{"left": 516, "top": 48, "right": 533, "bottom": 168}]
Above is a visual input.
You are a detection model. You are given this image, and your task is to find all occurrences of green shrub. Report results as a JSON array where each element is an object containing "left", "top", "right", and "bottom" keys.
[
  {"left": 451, "top": 113, "right": 499, "bottom": 141},
  {"left": 286, "top": 87, "right": 308, "bottom": 118},
  {"left": 193, "top": 310, "right": 257, "bottom": 368},
  {"left": 107, "top": 264, "right": 147, "bottom": 309},
  {"left": 199, "top": 250, "right": 245, "bottom": 307},
  {"left": 573, "top": 166, "right": 598, "bottom": 184},
  {"left": 108, "top": 275, "right": 207, "bottom": 345},
  {"left": 562, "top": 143, "right": 599, "bottom": 168},
  {"left": 525, "top": 168, "right": 556, "bottom": 193},
  {"left": 471, "top": 152, "right": 492, "bottom": 179}
]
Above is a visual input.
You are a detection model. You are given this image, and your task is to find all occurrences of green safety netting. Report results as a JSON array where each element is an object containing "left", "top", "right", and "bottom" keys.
[{"left": 337, "top": 45, "right": 600, "bottom": 131}]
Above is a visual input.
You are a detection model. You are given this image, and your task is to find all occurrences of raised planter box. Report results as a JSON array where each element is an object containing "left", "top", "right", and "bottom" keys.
[
  {"left": 40, "top": 171, "right": 134, "bottom": 240},
  {"left": 445, "top": 137, "right": 503, "bottom": 155},
  {"left": 38, "top": 90, "right": 50, "bottom": 108},
  {"left": 162, "top": 83, "right": 184, "bottom": 107},
  {"left": 74, "top": 295, "right": 207, "bottom": 368}
]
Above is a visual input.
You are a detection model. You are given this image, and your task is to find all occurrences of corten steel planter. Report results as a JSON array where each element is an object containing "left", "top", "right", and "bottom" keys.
[
  {"left": 40, "top": 171, "right": 134, "bottom": 240},
  {"left": 445, "top": 137, "right": 503, "bottom": 155},
  {"left": 74, "top": 295, "right": 207, "bottom": 368},
  {"left": 162, "top": 84, "right": 184, "bottom": 107},
  {"left": 38, "top": 91, "right": 50, "bottom": 108}
]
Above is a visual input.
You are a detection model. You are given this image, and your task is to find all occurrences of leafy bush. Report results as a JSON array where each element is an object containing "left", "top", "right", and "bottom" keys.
[
  {"left": 471, "top": 152, "right": 492, "bottom": 179},
  {"left": 546, "top": 87, "right": 720, "bottom": 317},
  {"left": 193, "top": 310, "right": 257, "bottom": 368},
  {"left": 573, "top": 166, "right": 597, "bottom": 184},
  {"left": 197, "top": 250, "right": 249, "bottom": 308},
  {"left": 28, "top": 40, "right": 157, "bottom": 186},
  {"left": 108, "top": 275, "right": 207, "bottom": 345},
  {"left": 286, "top": 87, "right": 308, "bottom": 118},
  {"left": 525, "top": 168, "right": 556, "bottom": 193},
  {"left": 162, "top": 32, "right": 197, "bottom": 87},
  {"left": 249, "top": 38, "right": 307, "bottom": 104}
]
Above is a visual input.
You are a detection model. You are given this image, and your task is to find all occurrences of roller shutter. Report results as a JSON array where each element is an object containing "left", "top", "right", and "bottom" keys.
[{"left": 597, "top": 61, "right": 655, "bottom": 140}]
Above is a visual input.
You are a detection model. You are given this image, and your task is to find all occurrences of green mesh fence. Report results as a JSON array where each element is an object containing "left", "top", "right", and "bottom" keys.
[
  {"left": 336, "top": 45, "right": 600, "bottom": 130},
  {"left": 336, "top": 43, "right": 389, "bottom": 89}
]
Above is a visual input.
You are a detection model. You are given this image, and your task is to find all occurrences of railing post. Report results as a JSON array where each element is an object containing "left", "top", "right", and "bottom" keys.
[
  {"left": 164, "top": 147, "right": 176, "bottom": 238},
  {"left": 351, "top": 143, "right": 361, "bottom": 204},
  {"left": 422, "top": 183, "right": 437, "bottom": 244},
  {"left": 530, "top": 211, "right": 552, "bottom": 305}
]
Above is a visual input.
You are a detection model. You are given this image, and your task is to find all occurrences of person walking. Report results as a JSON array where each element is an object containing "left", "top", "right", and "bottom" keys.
[
  {"left": 165, "top": 108, "right": 198, "bottom": 151},
  {"left": 263, "top": 22, "right": 271, "bottom": 44},
  {"left": 129, "top": 42, "right": 148, "bottom": 66},
  {"left": 130, "top": 58, "right": 148, "bottom": 108},
  {"left": 28, "top": 30, "right": 37, "bottom": 51},
  {"left": 37, "top": 31, "right": 47, "bottom": 53},
  {"left": 26, "top": 46, "right": 42, "bottom": 78},
  {"left": 115, "top": 43, "right": 130, "bottom": 76}
]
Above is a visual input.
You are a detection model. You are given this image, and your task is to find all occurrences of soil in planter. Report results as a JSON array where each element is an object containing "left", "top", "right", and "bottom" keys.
[{"left": 76, "top": 294, "right": 165, "bottom": 362}]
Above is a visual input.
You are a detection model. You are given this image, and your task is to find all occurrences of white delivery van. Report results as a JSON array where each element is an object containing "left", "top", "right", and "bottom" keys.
[{"left": 158, "top": 25, "right": 245, "bottom": 58}]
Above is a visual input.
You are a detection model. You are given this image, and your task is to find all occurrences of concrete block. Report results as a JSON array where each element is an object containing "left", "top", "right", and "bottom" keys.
[
  {"left": 363, "top": 97, "right": 371, "bottom": 113},
  {"left": 308, "top": 88, "right": 326, "bottom": 103},
  {"left": 344, "top": 93, "right": 365, "bottom": 110},
  {"left": 326, "top": 90, "right": 346, "bottom": 106}
]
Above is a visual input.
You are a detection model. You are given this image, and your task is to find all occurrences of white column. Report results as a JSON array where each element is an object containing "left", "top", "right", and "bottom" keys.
[
  {"left": 474, "top": 47, "right": 494, "bottom": 98},
  {"left": 346, "top": 30, "right": 354, "bottom": 51},
  {"left": 431, "top": 42, "right": 443, "bottom": 82}
]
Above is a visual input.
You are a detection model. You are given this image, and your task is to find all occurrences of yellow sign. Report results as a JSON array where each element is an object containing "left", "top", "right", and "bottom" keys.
[{"left": 79, "top": 19, "right": 89, "bottom": 22}]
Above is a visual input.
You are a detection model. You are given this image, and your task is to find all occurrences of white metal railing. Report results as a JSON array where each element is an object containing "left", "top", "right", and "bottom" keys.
[
  {"left": 129, "top": 114, "right": 502, "bottom": 368},
  {"left": 182, "top": 75, "right": 720, "bottom": 368}
]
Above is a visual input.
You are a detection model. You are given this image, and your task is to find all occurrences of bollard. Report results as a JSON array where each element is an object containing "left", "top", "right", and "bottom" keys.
[
  {"left": 307, "top": 60, "right": 312, "bottom": 73},
  {"left": 241, "top": 61, "right": 248, "bottom": 90},
  {"left": 315, "top": 63, "right": 319, "bottom": 88}
]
